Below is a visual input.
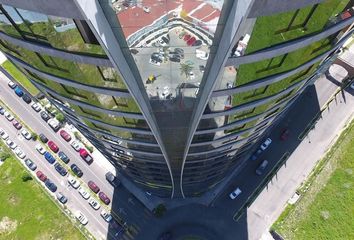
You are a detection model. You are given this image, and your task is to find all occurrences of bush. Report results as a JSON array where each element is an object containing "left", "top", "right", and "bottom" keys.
[
  {"left": 22, "top": 173, "right": 33, "bottom": 182},
  {"left": 0, "top": 152, "right": 10, "bottom": 161},
  {"left": 153, "top": 204, "right": 166, "bottom": 218},
  {"left": 86, "top": 145, "right": 94, "bottom": 153},
  {"left": 31, "top": 133, "right": 38, "bottom": 141}
]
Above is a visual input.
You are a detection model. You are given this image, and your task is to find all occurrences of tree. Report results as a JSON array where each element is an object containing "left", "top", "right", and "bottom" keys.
[
  {"left": 22, "top": 173, "right": 33, "bottom": 182},
  {"left": 56, "top": 113, "right": 65, "bottom": 123},
  {"left": 180, "top": 63, "right": 193, "bottom": 78},
  {"left": 31, "top": 133, "right": 38, "bottom": 141},
  {"left": 153, "top": 204, "right": 166, "bottom": 218}
]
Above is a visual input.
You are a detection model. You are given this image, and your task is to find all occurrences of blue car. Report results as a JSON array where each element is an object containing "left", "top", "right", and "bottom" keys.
[
  {"left": 44, "top": 152, "right": 56, "bottom": 164},
  {"left": 14, "top": 86, "right": 24, "bottom": 97}
]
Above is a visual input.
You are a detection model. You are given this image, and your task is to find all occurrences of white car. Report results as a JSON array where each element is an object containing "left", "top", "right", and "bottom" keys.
[
  {"left": 31, "top": 102, "right": 42, "bottom": 112},
  {"left": 6, "top": 139, "right": 17, "bottom": 149},
  {"left": 21, "top": 129, "right": 32, "bottom": 140},
  {"left": 88, "top": 198, "right": 101, "bottom": 210},
  {"left": 70, "top": 140, "right": 81, "bottom": 152},
  {"left": 229, "top": 187, "right": 242, "bottom": 200},
  {"left": 67, "top": 175, "right": 80, "bottom": 189},
  {"left": 8, "top": 80, "right": 16, "bottom": 88},
  {"left": 35, "top": 144, "right": 46, "bottom": 155},
  {"left": 14, "top": 147, "right": 26, "bottom": 159},
  {"left": 260, "top": 138, "right": 272, "bottom": 151},
  {"left": 78, "top": 186, "right": 91, "bottom": 200},
  {"left": 143, "top": 6, "right": 150, "bottom": 13},
  {"left": 75, "top": 211, "right": 88, "bottom": 225},
  {"left": 0, "top": 129, "right": 9, "bottom": 140},
  {"left": 4, "top": 111, "right": 14, "bottom": 121},
  {"left": 100, "top": 209, "right": 113, "bottom": 222}
]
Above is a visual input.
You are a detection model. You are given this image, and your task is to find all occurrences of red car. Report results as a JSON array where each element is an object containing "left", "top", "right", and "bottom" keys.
[
  {"left": 187, "top": 37, "right": 196, "bottom": 46},
  {"left": 12, "top": 120, "right": 22, "bottom": 130},
  {"left": 99, "top": 192, "right": 110, "bottom": 205},
  {"left": 280, "top": 129, "right": 290, "bottom": 141},
  {"left": 88, "top": 180, "right": 100, "bottom": 194},
  {"left": 36, "top": 171, "right": 47, "bottom": 182},
  {"left": 48, "top": 140, "right": 59, "bottom": 153},
  {"left": 59, "top": 129, "right": 71, "bottom": 142},
  {"left": 183, "top": 34, "right": 191, "bottom": 41},
  {"left": 79, "top": 148, "right": 93, "bottom": 164}
]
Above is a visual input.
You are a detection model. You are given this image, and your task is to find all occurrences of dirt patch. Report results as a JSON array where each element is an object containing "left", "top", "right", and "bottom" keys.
[{"left": 0, "top": 216, "right": 18, "bottom": 235}]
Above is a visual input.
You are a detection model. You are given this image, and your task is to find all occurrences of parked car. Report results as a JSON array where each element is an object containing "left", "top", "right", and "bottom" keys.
[
  {"left": 12, "top": 120, "right": 22, "bottom": 130},
  {"left": 250, "top": 149, "right": 263, "bottom": 161},
  {"left": 0, "top": 106, "right": 4, "bottom": 115},
  {"left": 0, "top": 129, "right": 9, "bottom": 140},
  {"left": 229, "top": 187, "right": 242, "bottom": 200},
  {"left": 59, "top": 129, "right": 71, "bottom": 142},
  {"left": 48, "top": 118, "right": 60, "bottom": 132},
  {"left": 14, "top": 147, "right": 26, "bottom": 159},
  {"left": 109, "top": 219, "right": 125, "bottom": 238},
  {"left": 48, "top": 140, "right": 59, "bottom": 153},
  {"left": 31, "top": 102, "right": 42, "bottom": 112},
  {"left": 99, "top": 192, "right": 110, "bottom": 205},
  {"left": 169, "top": 55, "right": 181, "bottom": 62},
  {"left": 20, "top": 129, "right": 31, "bottom": 140},
  {"left": 79, "top": 148, "right": 93, "bottom": 164},
  {"left": 22, "top": 94, "right": 31, "bottom": 104},
  {"left": 36, "top": 170, "right": 47, "bottom": 182},
  {"left": 35, "top": 144, "right": 46, "bottom": 155},
  {"left": 8, "top": 80, "right": 17, "bottom": 89},
  {"left": 54, "top": 162, "right": 67, "bottom": 176},
  {"left": 100, "top": 210, "right": 112, "bottom": 222},
  {"left": 199, "top": 65, "right": 205, "bottom": 73},
  {"left": 56, "top": 192, "right": 68, "bottom": 204},
  {"left": 24, "top": 158, "right": 37, "bottom": 171},
  {"left": 71, "top": 164, "right": 83, "bottom": 177},
  {"left": 75, "top": 211, "right": 88, "bottom": 225},
  {"left": 6, "top": 139, "right": 17, "bottom": 149},
  {"left": 105, "top": 171, "right": 120, "bottom": 187},
  {"left": 187, "top": 36, "right": 196, "bottom": 46},
  {"left": 260, "top": 138, "right": 272, "bottom": 151},
  {"left": 14, "top": 86, "right": 24, "bottom": 97},
  {"left": 174, "top": 48, "right": 184, "bottom": 58},
  {"left": 67, "top": 175, "right": 80, "bottom": 189},
  {"left": 58, "top": 151, "right": 70, "bottom": 164},
  {"left": 161, "top": 36, "right": 169, "bottom": 44},
  {"left": 70, "top": 140, "right": 81, "bottom": 151},
  {"left": 88, "top": 198, "right": 101, "bottom": 210},
  {"left": 44, "top": 152, "right": 56, "bottom": 164},
  {"left": 280, "top": 129, "right": 290, "bottom": 141},
  {"left": 39, "top": 133, "right": 48, "bottom": 143},
  {"left": 183, "top": 34, "right": 191, "bottom": 41},
  {"left": 88, "top": 180, "right": 100, "bottom": 193},
  {"left": 256, "top": 160, "right": 269, "bottom": 176},
  {"left": 40, "top": 111, "right": 51, "bottom": 122},
  {"left": 45, "top": 179, "right": 57, "bottom": 192},
  {"left": 192, "top": 39, "right": 202, "bottom": 47},
  {"left": 4, "top": 111, "right": 14, "bottom": 121},
  {"left": 78, "top": 186, "right": 91, "bottom": 200}
]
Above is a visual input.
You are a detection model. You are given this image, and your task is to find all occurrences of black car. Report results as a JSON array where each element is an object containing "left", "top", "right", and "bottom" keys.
[
  {"left": 39, "top": 133, "right": 48, "bottom": 143},
  {"left": 58, "top": 151, "right": 70, "bottom": 164},
  {"left": 36, "top": 92, "right": 45, "bottom": 100},
  {"left": 71, "top": 164, "right": 83, "bottom": 178},
  {"left": 161, "top": 36, "right": 169, "bottom": 44},
  {"left": 54, "top": 163, "right": 68, "bottom": 176},
  {"left": 192, "top": 39, "right": 202, "bottom": 46},
  {"left": 22, "top": 94, "right": 32, "bottom": 104},
  {"left": 174, "top": 48, "right": 184, "bottom": 58},
  {"left": 199, "top": 65, "right": 205, "bottom": 73},
  {"left": 40, "top": 111, "right": 51, "bottom": 122},
  {"left": 169, "top": 56, "right": 180, "bottom": 63},
  {"left": 105, "top": 171, "right": 120, "bottom": 187},
  {"left": 45, "top": 179, "right": 57, "bottom": 192},
  {"left": 0, "top": 106, "right": 4, "bottom": 115}
]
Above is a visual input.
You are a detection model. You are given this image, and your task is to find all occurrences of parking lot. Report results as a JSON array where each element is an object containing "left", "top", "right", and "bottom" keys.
[{"left": 0, "top": 79, "right": 126, "bottom": 239}]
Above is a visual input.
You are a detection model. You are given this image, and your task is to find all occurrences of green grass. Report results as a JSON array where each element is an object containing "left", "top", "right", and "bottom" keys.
[
  {"left": 272, "top": 120, "right": 354, "bottom": 239},
  {"left": 0, "top": 144, "right": 84, "bottom": 240},
  {"left": 1, "top": 60, "right": 39, "bottom": 96}
]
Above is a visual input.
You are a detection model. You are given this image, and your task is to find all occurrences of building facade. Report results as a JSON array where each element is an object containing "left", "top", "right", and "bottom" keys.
[{"left": 0, "top": 0, "right": 353, "bottom": 198}]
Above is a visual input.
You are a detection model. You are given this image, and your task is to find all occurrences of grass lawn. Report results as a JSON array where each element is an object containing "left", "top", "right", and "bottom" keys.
[
  {"left": 272, "top": 120, "right": 354, "bottom": 239},
  {"left": 1, "top": 60, "right": 39, "bottom": 96},
  {"left": 0, "top": 144, "right": 84, "bottom": 240}
]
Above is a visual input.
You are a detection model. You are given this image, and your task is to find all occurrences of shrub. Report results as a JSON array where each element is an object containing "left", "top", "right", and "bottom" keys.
[
  {"left": 153, "top": 204, "right": 166, "bottom": 218},
  {"left": 56, "top": 113, "right": 65, "bottom": 123},
  {"left": 22, "top": 173, "right": 33, "bottom": 182},
  {"left": 0, "top": 151, "right": 10, "bottom": 161}
]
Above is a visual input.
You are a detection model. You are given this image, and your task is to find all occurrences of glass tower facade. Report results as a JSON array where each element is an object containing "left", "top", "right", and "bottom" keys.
[{"left": 0, "top": 0, "right": 353, "bottom": 198}]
